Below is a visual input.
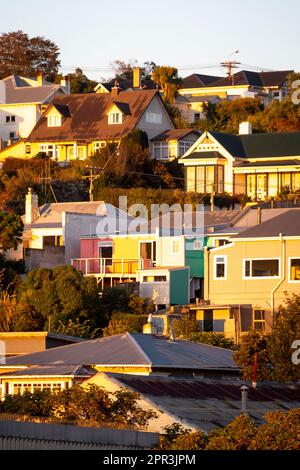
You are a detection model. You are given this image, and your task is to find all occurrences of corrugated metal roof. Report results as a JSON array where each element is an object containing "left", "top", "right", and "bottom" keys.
[
  {"left": 2, "top": 333, "right": 238, "bottom": 371},
  {"left": 0, "top": 365, "right": 93, "bottom": 377}
]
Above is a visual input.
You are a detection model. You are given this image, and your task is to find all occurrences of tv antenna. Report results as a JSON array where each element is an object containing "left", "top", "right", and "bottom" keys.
[{"left": 220, "top": 50, "right": 241, "bottom": 85}]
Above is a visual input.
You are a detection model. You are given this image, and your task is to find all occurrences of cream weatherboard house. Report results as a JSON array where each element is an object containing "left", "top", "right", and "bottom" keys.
[
  {"left": 204, "top": 210, "right": 300, "bottom": 333},
  {"left": 0, "top": 74, "right": 69, "bottom": 147},
  {"left": 179, "top": 123, "right": 300, "bottom": 200}
]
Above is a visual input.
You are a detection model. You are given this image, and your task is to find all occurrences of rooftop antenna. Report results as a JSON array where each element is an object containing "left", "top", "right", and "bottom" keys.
[{"left": 221, "top": 50, "right": 241, "bottom": 85}]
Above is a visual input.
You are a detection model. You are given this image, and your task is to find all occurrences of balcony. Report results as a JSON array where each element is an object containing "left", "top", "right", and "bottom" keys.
[{"left": 71, "top": 258, "right": 153, "bottom": 276}]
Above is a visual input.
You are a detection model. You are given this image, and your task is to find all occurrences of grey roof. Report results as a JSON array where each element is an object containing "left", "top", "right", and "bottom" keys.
[
  {"left": 2, "top": 333, "right": 239, "bottom": 372},
  {"left": 108, "top": 374, "right": 300, "bottom": 432},
  {"left": 0, "top": 365, "right": 93, "bottom": 378},
  {"left": 24, "top": 201, "right": 123, "bottom": 229},
  {"left": 182, "top": 151, "right": 225, "bottom": 160},
  {"left": 235, "top": 159, "right": 300, "bottom": 168},
  {"left": 232, "top": 209, "right": 300, "bottom": 238},
  {"left": 1, "top": 75, "right": 64, "bottom": 104}
]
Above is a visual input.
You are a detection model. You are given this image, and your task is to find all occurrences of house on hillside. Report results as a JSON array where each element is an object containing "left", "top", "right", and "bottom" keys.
[
  {"left": 0, "top": 86, "right": 176, "bottom": 161},
  {"left": 203, "top": 210, "right": 300, "bottom": 334},
  {"left": 177, "top": 70, "right": 292, "bottom": 124},
  {"left": 179, "top": 123, "right": 300, "bottom": 201},
  {"left": 0, "top": 74, "right": 69, "bottom": 147}
]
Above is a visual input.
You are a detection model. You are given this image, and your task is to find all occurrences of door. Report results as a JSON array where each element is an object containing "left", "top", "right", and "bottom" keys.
[{"left": 256, "top": 174, "right": 267, "bottom": 200}]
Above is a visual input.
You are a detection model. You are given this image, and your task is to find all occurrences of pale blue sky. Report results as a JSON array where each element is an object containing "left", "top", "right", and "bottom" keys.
[{"left": 1, "top": 0, "right": 300, "bottom": 81}]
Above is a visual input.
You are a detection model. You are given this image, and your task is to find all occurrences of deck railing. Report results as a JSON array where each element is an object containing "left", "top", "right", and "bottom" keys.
[{"left": 71, "top": 258, "right": 153, "bottom": 276}]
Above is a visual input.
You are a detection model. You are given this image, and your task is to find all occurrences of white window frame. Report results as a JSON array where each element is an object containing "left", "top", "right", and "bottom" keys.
[
  {"left": 288, "top": 257, "right": 300, "bottom": 283},
  {"left": 108, "top": 112, "right": 122, "bottom": 124},
  {"left": 171, "top": 238, "right": 181, "bottom": 255},
  {"left": 146, "top": 111, "right": 162, "bottom": 125},
  {"left": 213, "top": 255, "right": 227, "bottom": 280},
  {"left": 9, "top": 381, "right": 66, "bottom": 395},
  {"left": 243, "top": 258, "right": 281, "bottom": 280},
  {"left": 138, "top": 240, "right": 157, "bottom": 263},
  {"left": 47, "top": 115, "right": 61, "bottom": 127},
  {"left": 93, "top": 141, "right": 106, "bottom": 152}
]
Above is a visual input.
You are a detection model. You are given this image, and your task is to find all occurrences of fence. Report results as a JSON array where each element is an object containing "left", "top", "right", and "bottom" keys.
[{"left": 0, "top": 420, "right": 159, "bottom": 450}]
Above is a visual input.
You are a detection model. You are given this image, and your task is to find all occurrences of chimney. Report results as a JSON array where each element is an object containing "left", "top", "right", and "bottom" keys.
[
  {"left": 111, "top": 80, "right": 120, "bottom": 97},
  {"left": 25, "top": 188, "right": 39, "bottom": 224},
  {"left": 37, "top": 73, "right": 44, "bottom": 87},
  {"left": 240, "top": 385, "right": 249, "bottom": 415},
  {"left": 239, "top": 121, "right": 252, "bottom": 135},
  {"left": 133, "top": 67, "right": 141, "bottom": 88},
  {"left": 257, "top": 207, "right": 262, "bottom": 225},
  {"left": 60, "top": 77, "right": 71, "bottom": 94}
]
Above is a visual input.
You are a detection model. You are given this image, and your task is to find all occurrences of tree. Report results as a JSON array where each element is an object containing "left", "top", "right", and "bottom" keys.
[
  {"left": 56, "top": 68, "right": 97, "bottom": 94},
  {"left": 0, "top": 211, "right": 23, "bottom": 251},
  {"left": 267, "top": 293, "right": 300, "bottom": 382},
  {"left": 102, "top": 313, "right": 147, "bottom": 337},
  {"left": 110, "top": 59, "right": 156, "bottom": 82},
  {"left": 207, "top": 415, "right": 258, "bottom": 450},
  {"left": 251, "top": 98, "right": 300, "bottom": 132},
  {"left": 0, "top": 31, "right": 60, "bottom": 80},
  {"left": 233, "top": 330, "right": 270, "bottom": 381},
  {"left": 151, "top": 66, "right": 182, "bottom": 103},
  {"left": 17, "top": 266, "right": 105, "bottom": 333}
]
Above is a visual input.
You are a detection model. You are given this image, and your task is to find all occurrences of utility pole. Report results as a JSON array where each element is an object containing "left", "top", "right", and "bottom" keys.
[
  {"left": 82, "top": 149, "right": 119, "bottom": 202},
  {"left": 221, "top": 50, "right": 240, "bottom": 85}
]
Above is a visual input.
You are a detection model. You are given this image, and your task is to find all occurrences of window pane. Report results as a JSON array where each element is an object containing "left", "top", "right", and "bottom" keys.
[
  {"left": 217, "top": 166, "right": 224, "bottom": 192},
  {"left": 216, "top": 264, "right": 225, "bottom": 277},
  {"left": 245, "top": 260, "right": 251, "bottom": 277},
  {"left": 206, "top": 166, "right": 215, "bottom": 192},
  {"left": 186, "top": 167, "right": 195, "bottom": 191},
  {"left": 290, "top": 258, "right": 300, "bottom": 281},
  {"left": 252, "top": 259, "right": 279, "bottom": 277},
  {"left": 196, "top": 167, "right": 205, "bottom": 192},
  {"left": 293, "top": 173, "right": 300, "bottom": 191},
  {"left": 281, "top": 173, "right": 291, "bottom": 190},
  {"left": 254, "top": 309, "right": 265, "bottom": 320}
]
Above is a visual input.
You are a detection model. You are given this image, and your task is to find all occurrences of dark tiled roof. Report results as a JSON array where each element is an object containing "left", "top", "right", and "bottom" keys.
[
  {"left": 182, "top": 151, "right": 225, "bottom": 160},
  {"left": 52, "top": 103, "right": 71, "bottom": 117},
  {"left": 1, "top": 333, "right": 238, "bottom": 372},
  {"left": 100, "top": 78, "right": 157, "bottom": 91},
  {"left": 183, "top": 131, "right": 300, "bottom": 160},
  {"left": 28, "top": 90, "right": 162, "bottom": 142},
  {"left": 232, "top": 209, "right": 300, "bottom": 238},
  {"left": 236, "top": 159, "right": 300, "bottom": 168},
  {"left": 151, "top": 129, "right": 200, "bottom": 141},
  {"left": 180, "top": 70, "right": 292, "bottom": 90},
  {"left": 181, "top": 74, "right": 222, "bottom": 89}
]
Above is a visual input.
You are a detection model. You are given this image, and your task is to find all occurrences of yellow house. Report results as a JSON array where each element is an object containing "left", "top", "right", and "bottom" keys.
[
  {"left": 204, "top": 209, "right": 300, "bottom": 334},
  {"left": 0, "top": 87, "right": 175, "bottom": 162},
  {"left": 177, "top": 70, "right": 292, "bottom": 124}
]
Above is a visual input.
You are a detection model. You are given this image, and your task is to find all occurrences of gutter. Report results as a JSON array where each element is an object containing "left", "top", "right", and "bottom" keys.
[{"left": 270, "top": 233, "right": 286, "bottom": 321}]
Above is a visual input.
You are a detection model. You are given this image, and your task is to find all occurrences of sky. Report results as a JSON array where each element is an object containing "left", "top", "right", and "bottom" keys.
[{"left": 1, "top": 0, "right": 300, "bottom": 81}]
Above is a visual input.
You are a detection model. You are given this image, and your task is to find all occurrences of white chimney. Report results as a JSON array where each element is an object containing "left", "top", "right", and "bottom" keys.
[
  {"left": 60, "top": 77, "right": 71, "bottom": 94},
  {"left": 239, "top": 121, "right": 252, "bottom": 135},
  {"left": 37, "top": 73, "right": 44, "bottom": 87},
  {"left": 25, "top": 188, "right": 39, "bottom": 224}
]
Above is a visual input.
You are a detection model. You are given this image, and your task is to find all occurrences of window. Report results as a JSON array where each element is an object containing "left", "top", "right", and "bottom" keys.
[
  {"left": 253, "top": 309, "right": 265, "bottom": 331},
  {"left": 9, "top": 132, "right": 15, "bottom": 139},
  {"left": 139, "top": 241, "right": 156, "bottom": 262},
  {"left": 172, "top": 239, "right": 181, "bottom": 255},
  {"left": 289, "top": 258, "right": 300, "bottom": 281},
  {"left": 93, "top": 141, "right": 106, "bottom": 152},
  {"left": 13, "top": 383, "right": 22, "bottom": 394},
  {"left": 244, "top": 259, "right": 279, "bottom": 278},
  {"left": 39, "top": 144, "right": 56, "bottom": 158},
  {"left": 47, "top": 115, "right": 61, "bottom": 127},
  {"left": 6, "top": 115, "right": 15, "bottom": 123},
  {"left": 108, "top": 112, "right": 122, "bottom": 124},
  {"left": 146, "top": 111, "right": 162, "bottom": 125},
  {"left": 143, "top": 275, "right": 167, "bottom": 282},
  {"left": 194, "top": 113, "right": 200, "bottom": 122},
  {"left": 178, "top": 141, "right": 193, "bottom": 157},
  {"left": 214, "top": 255, "right": 227, "bottom": 279},
  {"left": 25, "top": 144, "right": 31, "bottom": 154},
  {"left": 186, "top": 167, "right": 195, "bottom": 191},
  {"left": 98, "top": 241, "right": 113, "bottom": 266},
  {"left": 187, "top": 166, "right": 224, "bottom": 193},
  {"left": 77, "top": 146, "right": 85, "bottom": 159}
]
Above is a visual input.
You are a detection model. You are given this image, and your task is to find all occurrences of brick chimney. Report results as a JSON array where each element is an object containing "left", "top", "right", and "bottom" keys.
[
  {"left": 37, "top": 73, "right": 44, "bottom": 87},
  {"left": 133, "top": 67, "right": 141, "bottom": 88},
  {"left": 111, "top": 80, "right": 120, "bottom": 97},
  {"left": 25, "top": 188, "right": 39, "bottom": 224}
]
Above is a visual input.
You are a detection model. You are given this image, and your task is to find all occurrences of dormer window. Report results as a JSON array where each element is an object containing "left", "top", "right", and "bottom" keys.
[
  {"left": 47, "top": 115, "right": 61, "bottom": 127},
  {"left": 108, "top": 112, "right": 122, "bottom": 124}
]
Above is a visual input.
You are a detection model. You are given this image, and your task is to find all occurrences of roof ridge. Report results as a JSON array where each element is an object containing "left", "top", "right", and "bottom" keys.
[{"left": 126, "top": 333, "right": 152, "bottom": 365}]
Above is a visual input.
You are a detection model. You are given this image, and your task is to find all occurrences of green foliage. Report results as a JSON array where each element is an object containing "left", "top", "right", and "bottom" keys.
[
  {"left": 171, "top": 316, "right": 236, "bottom": 349},
  {"left": 55, "top": 67, "right": 97, "bottom": 94},
  {"left": 206, "top": 414, "right": 258, "bottom": 450},
  {"left": 0, "top": 384, "right": 158, "bottom": 429},
  {"left": 160, "top": 422, "right": 190, "bottom": 448},
  {"left": 0, "top": 30, "right": 60, "bottom": 80},
  {"left": 0, "top": 211, "right": 23, "bottom": 250},
  {"left": 102, "top": 313, "right": 147, "bottom": 337},
  {"left": 16, "top": 266, "right": 105, "bottom": 333},
  {"left": 249, "top": 408, "right": 300, "bottom": 450},
  {"left": 251, "top": 98, "right": 300, "bottom": 132},
  {"left": 234, "top": 294, "right": 300, "bottom": 382},
  {"left": 233, "top": 330, "right": 270, "bottom": 381},
  {"left": 151, "top": 66, "right": 182, "bottom": 104}
]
